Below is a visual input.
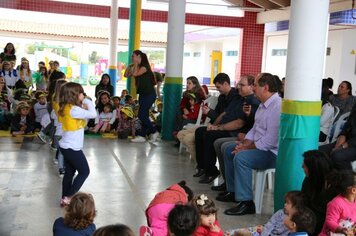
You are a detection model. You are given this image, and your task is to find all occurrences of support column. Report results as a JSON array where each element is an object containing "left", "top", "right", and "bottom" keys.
[
  {"left": 275, "top": 0, "right": 329, "bottom": 210},
  {"left": 126, "top": 0, "right": 142, "bottom": 98},
  {"left": 240, "top": 12, "right": 264, "bottom": 78},
  {"left": 80, "top": 42, "right": 89, "bottom": 85},
  {"left": 109, "top": 0, "right": 118, "bottom": 95},
  {"left": 161, "top": 0, "right": 186, "bottom": 140}
]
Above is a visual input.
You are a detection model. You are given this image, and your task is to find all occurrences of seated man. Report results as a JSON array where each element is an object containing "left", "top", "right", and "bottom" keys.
[
  {"left": 195, "top": 75, "right": 260, "bottom": 184},
  {"left": 177, "top": 73, "right": 237, "bottom": 162},
  {"left": 218, "top": 73, "right": 282, "bottom": 216}
]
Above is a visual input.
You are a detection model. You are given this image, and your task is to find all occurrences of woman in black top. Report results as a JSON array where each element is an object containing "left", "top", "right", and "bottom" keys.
[
  {"left": 95, "top": 73, "right": 114, "bottom": 98},
  {"left": 125, "top": 50, "right": 158, "bottom": 143}
]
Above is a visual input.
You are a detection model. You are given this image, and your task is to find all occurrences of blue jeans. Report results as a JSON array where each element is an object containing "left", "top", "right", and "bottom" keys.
[
  {"left": 224, "top": 143, "right": 276, "bottom": 201},
  {"left": 60, "top": 148, "right": 90, "bottom": 197},
  {"left": 138, "top": 93, "right": 157, "bottom": 137}
]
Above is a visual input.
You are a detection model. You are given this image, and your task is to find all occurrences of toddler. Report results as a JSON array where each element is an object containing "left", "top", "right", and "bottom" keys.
[
  {"left": 182, "top": 93, "right": 200, "bottom": 123},
  {"left": 191, "top": 194, "right": 223, "bottom": 236},
  {"left": 116, "top": 106, "right": 138, "bottom": 139},
  {"left": 139, "top": 180, "right": 193, "bottom": 236},
  {"left": 53, "top": 192, "right": 96, "bottom": 236},
  {"left": 283, "top": 207, "right": 316, "bottom": 236},
  {"left": 226, "top": 191, "right": 306, "bottom": 236},
  {"left": 91, "top": 103, "right": 113, "bottom": 134},
  {"left": 168, "top": 204, "right": 200, "bottom": 236},
  {"left": 320, "top": 170, "right": 356, "bottom": 236}
]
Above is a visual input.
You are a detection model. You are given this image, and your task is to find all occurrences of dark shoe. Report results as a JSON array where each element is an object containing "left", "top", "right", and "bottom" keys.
[
  {"left": 217, "top": 190, "right": 229, "bottom": 197},
  {"left": 193, "top": 169, "right": 205, "bottom": 177},
  {"left": 224, "top": 201, "right": 256, "bottom": 215},
  {"left": 211, "top": 182, "right": 226, "bottom": 191},
  {"left": 198, "top": 172, "right": 220, "bottom": 184},
  {"left": 215, "top": 192, "right": 235, "bottom": 202}
]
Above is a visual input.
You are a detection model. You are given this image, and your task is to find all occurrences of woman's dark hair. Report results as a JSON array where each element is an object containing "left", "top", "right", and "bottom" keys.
[
  {"left": 341, "top": 81, "right": 352, "bottom": 95},
  {"left": 273, "top": 75, "right": 282, "bottom": 96},
  {"left": 100, "top": 73, "right": 111, "bottom": 85},
  {"left": 326, "top": 77, "right": 333, "bottom": 89},
  {"left": 64, "top": 192, "right": 96, "bottom": 230},
  {"left": 186, "top": 76, "right": 201, "bottom": 94},
  {"left": 3, "top": 42, "right": 15, "bottom": 54},
  {"left": 168, "top": 204, "right": 199, "bottom": 236},
  {"left": 302, "top": 150, "right": 333, "bottom": 199},
  {"left": 328, "top": 170, "right": 356, "bottom": 196},
  {"left": 132, "top": 50, "right": 152, "bottom": 73},
  {"left": 96, "top": 91, "right": 112, "bottom": 113},
  {"left": 284, "top": 191, "right": 306, "bottom": 210},
  {"left": 177, "top": 180, "right": 193, "bottom": 201},
  {"left": 93, "top": 224, "right": 135, "bottom": 236}
]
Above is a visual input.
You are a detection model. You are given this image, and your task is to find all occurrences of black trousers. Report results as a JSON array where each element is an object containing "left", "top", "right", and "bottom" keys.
[
  {"left": 319, "top": 142, "right": 356, "bottom": 170},
  {"left": 195, "top": 126, "right": 232, "bottom": 176}
]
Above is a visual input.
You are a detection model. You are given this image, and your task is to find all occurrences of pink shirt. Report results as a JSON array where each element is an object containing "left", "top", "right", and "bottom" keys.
[{"left": 319, "top": 195, "right": 356, "bottom": 236}]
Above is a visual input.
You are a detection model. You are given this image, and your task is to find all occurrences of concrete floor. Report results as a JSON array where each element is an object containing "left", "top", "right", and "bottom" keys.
[{"left": 0, "top": 136, "right": 273, "bottom": 236}]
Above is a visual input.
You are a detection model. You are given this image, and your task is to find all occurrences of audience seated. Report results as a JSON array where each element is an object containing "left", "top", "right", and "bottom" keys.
[
  {"left": 319, "top": 103, "right": 356, "bottom": 170},
  {"left": 218, "top": 73, "right": 281, "bottom": 216},
  {"left": 95, "top": 73, "right": 114, "bottom": 98},
  {"left": 194, "top": 74, "right": 260, "bottom": 185},
  {"left": 328, "top": 81, "right": 356, "bottom": 121}
]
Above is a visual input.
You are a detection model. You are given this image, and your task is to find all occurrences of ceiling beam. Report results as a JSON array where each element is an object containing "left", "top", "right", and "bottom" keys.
[
  {"left": 269, "top": 0, "right": 290, "bottom": 7},
  {"left": 223, "top": 0, "right": 245, "bottom": 6},
  {"left": 247, "top": 0, "right": 280, "bottom": 9}
]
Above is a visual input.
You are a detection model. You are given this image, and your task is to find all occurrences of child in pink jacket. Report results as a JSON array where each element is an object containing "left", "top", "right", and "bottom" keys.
[
  {"left": 319, "top": 170, "right": 356, "bottom": 236},
  {"left": 139, "top": 181, "right": 193, "bottom": 236}
]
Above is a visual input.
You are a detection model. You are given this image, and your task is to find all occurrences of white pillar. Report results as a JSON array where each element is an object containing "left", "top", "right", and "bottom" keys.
[
  {"left": 109, "top": 0, "right": 118, "bottom": 94},
  {"left": 166, "top": 0, "right": 186, "bottom": 77},
  {"left": 285, "top": 0, "right": 329, "bottom": 101}
]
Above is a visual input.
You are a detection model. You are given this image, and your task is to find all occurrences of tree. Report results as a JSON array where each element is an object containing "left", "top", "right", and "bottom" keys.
[{"left": 89, "top": 51, "right": 101, "bottom": 64}]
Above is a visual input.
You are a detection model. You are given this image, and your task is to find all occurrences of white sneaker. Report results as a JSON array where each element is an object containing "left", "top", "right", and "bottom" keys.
[
  {"left": 149, "top": 132, "right": 159, "bottom": 143},
  {"left": 131, "top": 136, "right": 146, "bottom": 143}
]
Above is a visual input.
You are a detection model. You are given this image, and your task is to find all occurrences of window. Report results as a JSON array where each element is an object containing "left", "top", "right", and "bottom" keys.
[
  {"left": 193, "top": 52, "right": 201, "bottom": 57},
  {"left": 272, "top": 49, "right": 287, "bottom": 56},
  {"left": 184, "top": 52, "right": 190, "bottom": 57},
  {"left": 226, "top": 50, "right": 238, "bottom": 56}
]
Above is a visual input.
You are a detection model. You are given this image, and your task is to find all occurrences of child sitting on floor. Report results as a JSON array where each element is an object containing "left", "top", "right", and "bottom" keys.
[
  {"left": 90, "top": 103, "right": 113, "bottom": 134},
  {"left": 10, "top": 101, "right": 34, "bottom": 135},
  {"left": 191, "top": 194, "right": 223, "bottom": 236},
  {"left": 53, "top": 192, "right": 96, "bottom": 236},
  {"left": 283, "top": 207, "right": 316, "bottom": 236},
  {"left": 226, "top": 191, "right": 306, "bottom": 236},
  {"left": 116, "top": 106, "right": 139, "bottom": 139},
  {"left": 139, "top": 180, "right": 193, "bottom": 236},
  {"left": 168, "top": 204, "right": 200, "bottom": 236},
  {"left": 320, "top": 170, "right": 356, "bottom": 236}
]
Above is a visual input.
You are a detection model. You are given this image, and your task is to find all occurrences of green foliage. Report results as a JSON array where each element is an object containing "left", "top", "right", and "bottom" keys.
[{"left": 89, "top": 51, "right": 102, "bottom": 64}]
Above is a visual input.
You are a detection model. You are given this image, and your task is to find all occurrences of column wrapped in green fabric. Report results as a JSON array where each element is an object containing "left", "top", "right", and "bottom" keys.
[
  {"left": 162, "top": 77, "right": 182, "bottom": 140},
  {"left": 275, "top": 100, "right": 321, "bottom": 210}
]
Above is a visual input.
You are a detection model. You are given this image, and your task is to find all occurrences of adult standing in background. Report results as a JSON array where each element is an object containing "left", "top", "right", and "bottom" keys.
[
  {"left": 95, "top": 73, "right": 114, "bottom": 98},
  {"left": 0, "top": 43, "right": 16, "bottom": 62},
  {"left": 125, "top": 50, "right": 159, "bottom": 143},
  {"left": 49, "top": 61, "right": 66, "bottom": 85}
]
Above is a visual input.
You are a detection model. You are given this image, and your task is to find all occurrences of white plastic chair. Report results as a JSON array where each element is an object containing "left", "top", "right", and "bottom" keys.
[
  {"left": 329, "top": 111, "right": 350, "bottom": 143},
  {"left": 352, "top": 161, "right": 356, "bottom": 173},
  {"left": 254, "top": 168, "right": 275, "bottom": 214},
  {"left": 319, "top": 105, "right": 339, "bottom": 145}
]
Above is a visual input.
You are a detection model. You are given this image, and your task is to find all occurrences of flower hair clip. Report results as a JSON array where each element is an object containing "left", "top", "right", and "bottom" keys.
[{"left": 196, "top": 194, "right": 208, "bottom": 206}]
